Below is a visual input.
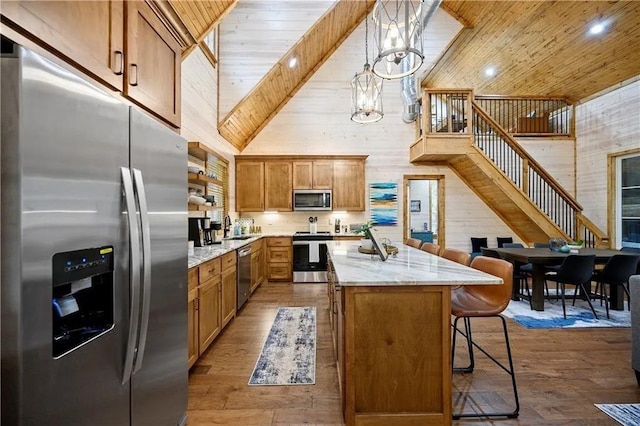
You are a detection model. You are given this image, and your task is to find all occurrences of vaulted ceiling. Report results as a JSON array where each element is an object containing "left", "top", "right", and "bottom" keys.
[
  {"left": 172, "top": 1, "right": 640, "bottom": 150},
  {"left": 424, "top": 1, "right": 640, "bottom": 102}
]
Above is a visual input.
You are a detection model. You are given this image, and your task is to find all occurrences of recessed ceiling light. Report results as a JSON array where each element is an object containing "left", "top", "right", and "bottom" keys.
[
  {"left": 484, "top": 67, "right": 496, "bottom": 77},
  {"left": 589, "top": 22, "right": 605, "bottom": 35},
  {"left": 288, "top": 57, "right": 297, "bottom": 68}
]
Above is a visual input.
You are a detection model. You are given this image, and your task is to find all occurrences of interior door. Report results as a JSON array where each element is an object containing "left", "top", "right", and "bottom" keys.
[{"left": 129, "top": 108, "right": 187, "bottom": 425}]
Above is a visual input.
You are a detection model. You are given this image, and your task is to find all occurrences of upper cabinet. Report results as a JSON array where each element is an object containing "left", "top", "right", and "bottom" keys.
[
  {"left": 264, "top": 162, "right": 293, "bottom": 211},
  {"left": 1, "top": 1, "right": 125, "bottom": 91},
  {"left": 2, "top": 0, "right": 181, "bottom": 128},
  {"left": 236, "top": 156, "right": 366, "bottom": 212},
  {"left": 333, "top": 160, "right": 365, "bottom": 211},
  {"left": 293, "top": 161, "right": 333, "bottom": 190},
  {"left": 236, "top": 161, "right": 264, "bottom": 212},
  {"left": 125, "top": 1, "right": 181, "bottom": 127}
]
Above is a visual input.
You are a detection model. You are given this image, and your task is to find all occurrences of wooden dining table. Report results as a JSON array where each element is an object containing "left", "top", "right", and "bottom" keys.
[{"left": 489, "top": 247, "right": 638, "bottom": 311}]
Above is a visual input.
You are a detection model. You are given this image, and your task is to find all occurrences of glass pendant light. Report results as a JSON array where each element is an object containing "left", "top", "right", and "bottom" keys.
[
  {"left": 372, "top": 0, "right": 425, "bottom": 79},
  {"left": 351, "top": 6, "right": 383, "bottom": 124}
]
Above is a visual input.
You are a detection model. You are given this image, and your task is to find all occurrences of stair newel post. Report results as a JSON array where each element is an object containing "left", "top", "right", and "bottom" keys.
[
  {"left": 467, "top": 90, "right": 474, "bottom": 135},
  {"left": 423, "top": 89, "right": 432, "bottom": 135}
]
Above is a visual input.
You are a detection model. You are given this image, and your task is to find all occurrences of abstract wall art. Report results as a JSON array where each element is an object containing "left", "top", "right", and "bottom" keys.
[{"left": 369, "top": 182, "right": 398, "bottom": 226}]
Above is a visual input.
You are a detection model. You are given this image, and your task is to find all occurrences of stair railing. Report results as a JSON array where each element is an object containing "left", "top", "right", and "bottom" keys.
[{"left": 471, "top": 101, "right": 607, "bottom": 246}]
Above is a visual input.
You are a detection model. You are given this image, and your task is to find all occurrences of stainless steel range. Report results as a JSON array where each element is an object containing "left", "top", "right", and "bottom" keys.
[{"left": 292, "top": 232, "right": 334, "bottom": 283}]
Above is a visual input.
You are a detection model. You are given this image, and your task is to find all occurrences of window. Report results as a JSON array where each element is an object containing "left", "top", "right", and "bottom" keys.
[
  {"left": 200, "top": 27, "right": 218, "bottom": 68},
  {"left": 617, "top": 153, "right": 640, "bottom": 248}
]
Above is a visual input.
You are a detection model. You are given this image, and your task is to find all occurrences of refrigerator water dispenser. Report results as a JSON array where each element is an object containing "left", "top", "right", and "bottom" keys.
[{"left": 52, "top": 247, "right": 115, "bottom": 358}]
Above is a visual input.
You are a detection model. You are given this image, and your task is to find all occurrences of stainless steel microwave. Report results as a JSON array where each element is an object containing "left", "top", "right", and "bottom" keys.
[{"left": 293, "top": 190, "right": 332, "bottom": 211}]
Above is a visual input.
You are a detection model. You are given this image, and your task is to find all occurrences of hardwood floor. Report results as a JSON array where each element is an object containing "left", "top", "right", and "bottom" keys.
[{"left": 187, "top": 283, "right": 639, "bottom": 425}]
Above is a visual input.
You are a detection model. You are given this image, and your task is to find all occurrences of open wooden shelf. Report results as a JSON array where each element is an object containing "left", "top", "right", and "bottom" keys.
[
  {"left": 188, "top": 141, "right": 223, "bottom": 162},
  {"left": 188, "top": 172, "right": 224, "bottom": 187},
  {"left": 188, "top": 204, "right": 222, "bottom": 211}
]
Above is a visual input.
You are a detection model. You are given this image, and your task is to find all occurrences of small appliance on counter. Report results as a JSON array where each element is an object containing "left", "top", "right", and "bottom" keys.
[{"left": 188, "top": 217, "right": 222, "bottom": 246}]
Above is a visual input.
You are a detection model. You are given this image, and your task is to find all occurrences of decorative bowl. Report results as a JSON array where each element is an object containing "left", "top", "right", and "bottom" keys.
[
  {"left": 188, "top": 166, "right": 203, "bottom": 174},
  {"left": 566, "top": 243, "right": 583, "bottom": 250},
  {"left": 188, "top": 195, "right": 206, "bottom": 205}
]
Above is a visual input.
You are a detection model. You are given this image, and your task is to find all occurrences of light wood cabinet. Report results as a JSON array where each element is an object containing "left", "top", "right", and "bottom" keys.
[
  {"left": 2, "top": 0, "right": 181, "bottom": 128},
  {"left": 1, "top": 1, "right": 124, "bottom": 91},
  {"left": 197, "top": 276, "right": 221, "bottom": 355},
  {"left": 333, "top": 160, "right": 365, "bottom": 211},
  {"left": 293, "top": 161, "right": 333, "bottom": 189},
  {"left": 236, "top": 162, "right": 264, "bottom": 212},
  {"left": 125, "top": 1, "right": 181, "bottom": 127},
  {"left": 187, "top": 287, "right": 198, "bottom": 368},
  {"left": 236, "top": 156, "right": 365, "bottom": 212},
  {"left": 220, "top": 252, "right": 237, "bottom": 328},
  {"left": 250, "top": 239, "right": 265, "bottom": 294},
  {"left": 264, "top": 161, "right": 293, "bottom": 211},
  {"left": 266, "top": 237, "right": 292, "bottom": 282}
]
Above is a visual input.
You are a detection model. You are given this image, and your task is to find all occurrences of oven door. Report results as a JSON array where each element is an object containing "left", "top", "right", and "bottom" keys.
[{"left": 293, "top": 241, "right": 328, "bottom": 283}]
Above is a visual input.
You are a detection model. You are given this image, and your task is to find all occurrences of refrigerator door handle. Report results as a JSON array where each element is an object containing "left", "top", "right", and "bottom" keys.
[
  {"left": 132, "top": 168, "right": 151, "bottom": 373},
  {"left": 121, "top": 167, "right": 142, "bottom": 384}
]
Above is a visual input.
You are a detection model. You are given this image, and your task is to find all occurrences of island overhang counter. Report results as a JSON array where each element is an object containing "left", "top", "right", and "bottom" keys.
[{"left": 326, "top": 240, "right": 502, "bottom": 426}]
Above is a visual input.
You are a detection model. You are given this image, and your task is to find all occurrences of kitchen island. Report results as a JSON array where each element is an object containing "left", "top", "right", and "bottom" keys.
[{"left": 326, "top": 241, "right": 502, "bottom": 426}]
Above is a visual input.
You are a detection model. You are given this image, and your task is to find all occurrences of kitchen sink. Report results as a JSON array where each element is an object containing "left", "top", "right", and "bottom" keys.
[{"left": 228, "top": 235, "right": 252, "bottom": 240}]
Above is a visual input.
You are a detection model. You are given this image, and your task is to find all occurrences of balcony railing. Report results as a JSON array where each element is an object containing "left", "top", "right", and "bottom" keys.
[{"left": 419, "top": 89, "right": 607, "bottom": 246}]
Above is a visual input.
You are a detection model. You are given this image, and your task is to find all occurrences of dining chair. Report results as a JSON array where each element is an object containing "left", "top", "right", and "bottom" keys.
[
  {"left": 470, "top": 237, "right": 488, "bottom": 260},
  {"left": 544, "top": 255, "right": 597, "bottom": 319},
  {"left": 451, "top": 256, "right": 519, "bottom": 419},
  {"left": 405, "top": 238, "right": 421, "bottom": 248},
  {"left": 497, "top": 237, "right": 514, "bottom": 248},
  {"left": 621, "top": 247, "right": 640, "bottom": 274},
  {"left": 420, "top": 242, "right": 441, "bottom": 255},
  {"left": 502, "top": 243, "right": 535, "bottom": 307},
  {"left": 592, "top": 254, "right": 640, "bottom": 318},
  {"left": 441, "top": 248, "right": 470, "bottom": 266}
]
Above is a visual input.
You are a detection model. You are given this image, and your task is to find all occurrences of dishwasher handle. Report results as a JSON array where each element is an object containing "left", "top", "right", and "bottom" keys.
[{"left": 238, "top": 247, "right": 252, "bottom": 257}]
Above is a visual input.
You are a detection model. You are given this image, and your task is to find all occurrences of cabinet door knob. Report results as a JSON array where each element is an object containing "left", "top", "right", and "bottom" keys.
[
  {"left": 113, "top": 51, "right": 124, "bottom": 76},
  {"left": 130, "top": 64, "right": 139, "bottom": 86}
]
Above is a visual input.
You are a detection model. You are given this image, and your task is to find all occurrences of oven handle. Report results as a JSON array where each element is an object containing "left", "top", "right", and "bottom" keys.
[{"left": 293, "top": 241, "right": 328, "bottom": 245}]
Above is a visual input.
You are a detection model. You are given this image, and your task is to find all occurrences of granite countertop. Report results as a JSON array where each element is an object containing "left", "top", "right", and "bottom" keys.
[
  {"left": 326, "top": 240, "right": 502, "bottom": 287},
  {"left": 188, "top": 233, "right": 291, "bottom": 268}
]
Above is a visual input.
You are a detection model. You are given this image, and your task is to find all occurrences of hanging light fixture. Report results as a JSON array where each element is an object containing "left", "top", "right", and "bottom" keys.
[
  {"left": 372, "top": 0, "right": 424, "bottom": 79},
  {"left": 351, "top": 5, "right": 383, "bottom": 124}
]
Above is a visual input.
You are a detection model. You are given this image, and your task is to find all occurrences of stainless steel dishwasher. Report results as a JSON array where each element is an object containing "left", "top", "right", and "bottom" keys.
[{"left": 237, "top": 246, "right": 252, "bottom": 310}]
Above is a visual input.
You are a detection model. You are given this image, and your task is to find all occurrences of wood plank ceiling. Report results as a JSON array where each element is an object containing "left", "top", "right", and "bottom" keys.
[
  {"left": 423, "top": 1, "right": 640, "bottom": 102},
  {"left": 216, "top": 0, "right": 373, "bottom": 152},
  {"left": 168, "top": 0, "right": 237, "bottom": 48}
]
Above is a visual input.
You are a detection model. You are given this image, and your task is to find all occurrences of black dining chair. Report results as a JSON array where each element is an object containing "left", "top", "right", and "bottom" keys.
[
  {"left": 497, "top": 237, "right": 514, "bottom": 248},
  {"left": 592, "top": 254, "right": 640, "bottom": 318},
  {"left": 544, "top": 255, "right": 597, "bottom": 319},
  {"left": 621, "top": 247, "right": 640, "bottom": 274},
  {"left": 502, "top": 243, "right": 533, "bottom": 307}
]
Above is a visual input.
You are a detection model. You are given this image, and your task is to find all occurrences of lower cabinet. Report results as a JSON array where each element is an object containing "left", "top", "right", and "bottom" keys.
[
  {"left": 220, "top": 251, "right": 237, "bottom": 328},
  {"left": 198, "top": 276, "right": 221, "bottom": 356},
  {"left": 266, "top": 237, "right": 292, "bottom": 282},
  {"left": 188, "top": 250, "right": 237, "bottom": 368},
  {"left": 250, "top": 239, "right": 265, "bottom": 294}
]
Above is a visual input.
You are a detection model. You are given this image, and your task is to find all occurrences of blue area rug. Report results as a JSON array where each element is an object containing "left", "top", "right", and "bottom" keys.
[
  {"left": 596, "top": 404, "right": 640, "bottom": 425},
  {"left": 248, "top": 307, "right": 316, "bottom": 385},
  {"left": 503, "top": 298, "right": 630, "bottom": 328}
]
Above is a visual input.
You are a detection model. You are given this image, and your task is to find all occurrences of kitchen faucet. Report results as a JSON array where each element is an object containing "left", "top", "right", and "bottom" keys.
[{"left": 223, "top": 215, "right": 232, "bottom": 238}]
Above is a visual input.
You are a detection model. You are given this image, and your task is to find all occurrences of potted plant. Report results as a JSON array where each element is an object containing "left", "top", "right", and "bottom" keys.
[{"left": 357, "top": 221, "right": 374, "bottom": 249}]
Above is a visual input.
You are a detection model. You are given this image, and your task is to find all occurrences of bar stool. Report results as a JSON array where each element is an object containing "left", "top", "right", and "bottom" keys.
[
  {"left": 420, "top": 242, "right": 441, "bottom": 255},
  {"left": 405, "top": 238, "right": 421, "bottom": 248},
  {"left": 441, "top": 248, "right": 471, "bottom": 266},
  {"left": 451, "top": 256, "right": 519, "bottom": 419}
]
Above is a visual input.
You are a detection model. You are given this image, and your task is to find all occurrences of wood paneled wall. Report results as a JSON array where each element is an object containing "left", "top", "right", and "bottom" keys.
[
  {"left": 575, "top": 79, "right": 640, "bottom": 240},
  {"left": 181, "top": 48, "right": 239, "bottom": 215},
  {"left": 239, "top": 16, "right": 572, "bottom": 253}
]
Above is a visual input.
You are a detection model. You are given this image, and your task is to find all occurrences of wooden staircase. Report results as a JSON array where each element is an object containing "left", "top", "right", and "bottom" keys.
[{"left": 410, "top": 90, "right": 609, "bottom": 247}]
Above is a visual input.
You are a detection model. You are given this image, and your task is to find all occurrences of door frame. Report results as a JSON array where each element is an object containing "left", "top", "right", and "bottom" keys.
[
  {"left": 608, "top": 147, "right": 640, "bottom": 248},
  {"left": 403, "top": 174, "right": 445, "bottom": 248}
]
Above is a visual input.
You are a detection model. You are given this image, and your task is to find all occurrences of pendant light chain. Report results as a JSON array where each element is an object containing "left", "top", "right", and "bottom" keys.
[{"left": 365, "top": 3, "right": 369, "bottom": 65}]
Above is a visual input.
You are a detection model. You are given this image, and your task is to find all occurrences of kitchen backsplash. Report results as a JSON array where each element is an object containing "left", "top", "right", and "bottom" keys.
[{"left": 239, "top": 212, "right": 368, "bottom": 235}]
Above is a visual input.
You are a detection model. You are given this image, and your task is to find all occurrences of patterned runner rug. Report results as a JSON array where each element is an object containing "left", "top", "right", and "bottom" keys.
[
  {"left": 596, "top": 404, "right": 640, "bottom": 425},
  {"left": 248, "top": 306, "right": 316, "bottom": 385},
  {"left": 503, "top": 298, "right": 630, "bottom": 328}
]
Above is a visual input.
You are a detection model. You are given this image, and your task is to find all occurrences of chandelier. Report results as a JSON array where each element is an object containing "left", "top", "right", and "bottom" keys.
[
  {"left": 351, "top": 6, "right": 383, "bottom": 123},
  {"left": 372, "top": 0, "right": 425, "bottom": 79}
]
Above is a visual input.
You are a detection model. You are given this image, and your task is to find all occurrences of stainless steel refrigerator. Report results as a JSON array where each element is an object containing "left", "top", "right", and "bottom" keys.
[{"left": 1, "top": 42, "right": 188, "bottom": 425}]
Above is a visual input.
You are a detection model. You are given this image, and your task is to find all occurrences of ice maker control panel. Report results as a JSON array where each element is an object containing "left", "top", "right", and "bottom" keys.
[{"left": 52, "top": 247, "right": 115, "bottom": 358}]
